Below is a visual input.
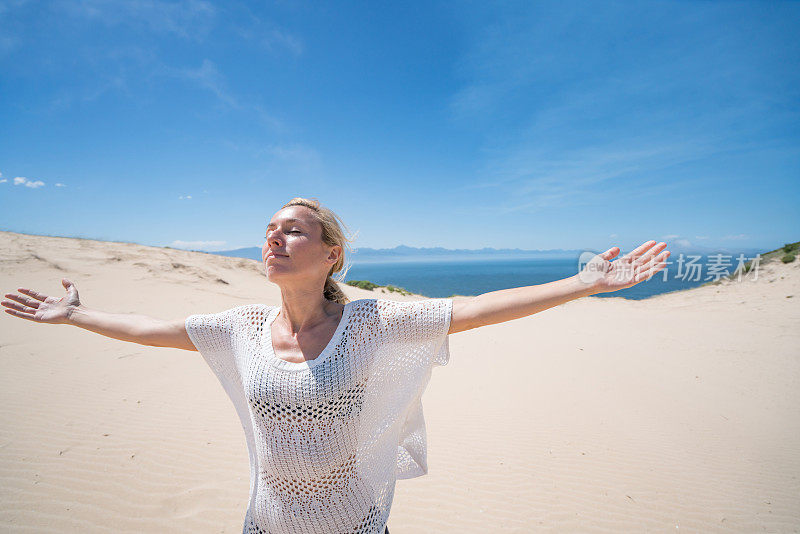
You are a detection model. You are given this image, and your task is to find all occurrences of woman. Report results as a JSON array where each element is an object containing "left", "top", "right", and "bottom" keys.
[{"left": 2, "top": 197, "right": 670, "bottom": 533}]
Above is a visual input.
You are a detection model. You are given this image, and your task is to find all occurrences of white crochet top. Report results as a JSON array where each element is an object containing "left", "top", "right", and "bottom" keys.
[{"left": 185, "top": 297, "right": 453, "bottom": 533}]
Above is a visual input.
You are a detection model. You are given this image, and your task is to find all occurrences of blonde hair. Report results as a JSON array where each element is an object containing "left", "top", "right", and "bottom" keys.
[{"left": 280, "top": 197, "right": 355, "bottom": 305}]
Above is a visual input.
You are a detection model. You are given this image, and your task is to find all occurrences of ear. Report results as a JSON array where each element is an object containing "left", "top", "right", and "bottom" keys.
[{"left": 327, "top": 244, "right": 342, "bottom": 264}]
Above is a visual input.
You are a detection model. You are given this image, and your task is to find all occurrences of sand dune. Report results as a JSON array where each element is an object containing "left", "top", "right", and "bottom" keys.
[{"left": 1, "top": 230, "right": 798, "bottom": 533}]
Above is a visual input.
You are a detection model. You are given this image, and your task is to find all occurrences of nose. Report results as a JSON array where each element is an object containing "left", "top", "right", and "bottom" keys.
[{"left": 266, "top": 231, "right": 284, "bottom": 248}]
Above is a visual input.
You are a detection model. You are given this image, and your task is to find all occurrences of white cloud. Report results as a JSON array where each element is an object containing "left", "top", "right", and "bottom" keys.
[
  {"left": 609, "top": 233, "right": 617, "bottom": 238},
  {"left": 14, "top": 177, "right": 45, "bottom": 188},
  {"left": 60, "top": 0, "right": 216, "bottom": 40},
  {"left": 179, "top": 59, "right": 238, "bottom": 107},
  {"left": 448, "top": 6, "right": 795, "bottom": 215},
  {"left": 233, "top": 11, "right": 303, "bottom": 57},
  {"left": 674, "top": 238, "right": 692, "bottom": 248},
  {"left": 722, "top": 234, "right": 749, "bottom": 240},
  {"left": 463, "top": 141, "right": 710, "bottom": 213},
  {"left": 695, "top": 235, "right": 709, "bottom": 240},
  {"left": 662, "top": 234, "right": 680, "bottom": 240},
  {"left": 169, "top": 59, "right": 280, "bottom": 128},
  {"left": 55, "top": 182, "right": 66, "bottom": 187},
  {"left": 178, "top": 195, "right": 192, "bottom": 199},
  {"left": 170, "top": 239, "right": 227, "bottom": 252},
  {"left": 0, "top": 179, "right": 7, "bottom": 183},
  {"left": 262, "top": 28, "right": 303, "bottom": 56}
]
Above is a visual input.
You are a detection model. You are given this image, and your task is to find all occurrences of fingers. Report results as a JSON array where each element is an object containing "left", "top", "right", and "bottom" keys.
[
  {"left": 632, "top": 251, "right": 671, "bottom": 282},
  {"left": 620, "top": 240, "right": 656, "bottom": 262},
  {"left": 601, "top": 247, "right": 620, "bottom": 261},
  {"left": 636, "top": 240, "right": 659, "bottom": 254},
  {"left": 636, "top": 243, "right": 669, "bottom": 267},
  {"left": 2, "top": 295, "right": 39, "bottom": 315},
  {"left": 3, "top": 292, "right": 41, "bottom": 310},
  {"left": 3, "top": 308, "right": 38, "bottom": 321},
  {"left": 622, "top": 240, "right": 667, "bottom": 264},
  {"left": 17, "top": 287, "right": 48, "bottom": 302}
]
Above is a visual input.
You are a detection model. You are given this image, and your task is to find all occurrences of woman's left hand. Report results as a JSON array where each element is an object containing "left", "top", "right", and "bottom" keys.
[{"left": 579, "top": 240, "right": 671, "bottom": 294}]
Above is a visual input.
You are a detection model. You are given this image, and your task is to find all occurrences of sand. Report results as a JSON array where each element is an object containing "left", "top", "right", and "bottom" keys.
[{"left": 1, "top": 229, "right": 798, "bottom": 533}]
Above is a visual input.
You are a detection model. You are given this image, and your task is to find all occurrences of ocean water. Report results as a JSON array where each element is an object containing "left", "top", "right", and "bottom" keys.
[{"left": 342, "top": 253, "right": 761, "bottom": 301}]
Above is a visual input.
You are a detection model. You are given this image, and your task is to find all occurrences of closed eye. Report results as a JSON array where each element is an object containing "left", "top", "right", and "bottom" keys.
[{"left": 264, "top": 231, "right": 301, "bottom": 238}]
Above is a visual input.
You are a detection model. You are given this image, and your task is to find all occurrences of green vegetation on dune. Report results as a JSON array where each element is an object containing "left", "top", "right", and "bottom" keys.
[
  {"left": 345, "top": 280, "right": 380, "bottom": 291},
  {"left": 345, "top": 280, "right": 412, "bottom": 296},
  {"left": 779, "top": 242, "right": 799, "bottom": 264},
  {"left": 700, "top": 240, "right": 799, "bottom": 287},
  {"left": 739, "top": 240, "right": 799, "bottom": 272}
]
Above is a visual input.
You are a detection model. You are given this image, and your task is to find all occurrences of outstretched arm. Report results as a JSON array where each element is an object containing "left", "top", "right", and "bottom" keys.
[
  {"left": 3, "top": 278, "right": 196, "bottom": 351},
  {"left": 449, "top": 240, "right": 670, "bottom": 334}
]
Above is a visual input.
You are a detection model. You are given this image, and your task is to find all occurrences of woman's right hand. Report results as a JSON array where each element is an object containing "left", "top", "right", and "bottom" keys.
[{"left": 2, "top": 278, "right": 82, "bottom": 324}]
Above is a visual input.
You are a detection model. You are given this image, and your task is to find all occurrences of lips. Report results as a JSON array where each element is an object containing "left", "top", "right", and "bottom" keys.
[{"left": 266, "top": 251, "right": 289, "bottom": 259}]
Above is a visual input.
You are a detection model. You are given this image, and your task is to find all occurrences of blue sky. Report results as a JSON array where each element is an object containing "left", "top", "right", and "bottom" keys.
[{"left": 1, "top": 1, "right": 798, "bottom": 254}]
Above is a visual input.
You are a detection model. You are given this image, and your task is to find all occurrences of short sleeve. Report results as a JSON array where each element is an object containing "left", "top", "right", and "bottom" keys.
[
  {"left": 184, "top": 305, "right": 262, "bottom": 504},
  {"left": 375, "top": 298, "right": 453, "bottom": 480},
  {"left": 185, "top": 307, "right": 243, "bottom": 385},
  {"left": 379, "top": 297, "right": 453, "bottom": 368}
]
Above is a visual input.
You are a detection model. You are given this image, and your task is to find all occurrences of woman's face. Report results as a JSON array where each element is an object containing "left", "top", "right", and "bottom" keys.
[{"left": 263, "top": 206, "right": 340, "bottom": 284}]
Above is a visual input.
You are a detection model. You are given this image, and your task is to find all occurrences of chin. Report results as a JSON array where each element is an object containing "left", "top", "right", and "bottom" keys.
[{"left": 265, "top": 267, "right": 291, "bottom": 281}]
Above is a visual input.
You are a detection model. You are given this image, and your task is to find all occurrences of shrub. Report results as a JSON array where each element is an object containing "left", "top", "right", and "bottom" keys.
[
  {"left": 345, "top": 279, "right": 413, "bottom": 295},
  {"left": 346, "top": 280, "right": 379, "bottom": 291},
  {"left": 385, "top": 285, "right": 411, "bottom": 296},
  {"left": 781, "top": 254, "right": 796, "bottom": 264},
  {"left": 783, "top": 243, "right": 799, "bottom": 253}
]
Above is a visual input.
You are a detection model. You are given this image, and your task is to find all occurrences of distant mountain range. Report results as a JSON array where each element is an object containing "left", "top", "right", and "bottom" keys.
[{"left": 202, "top": 243, "right": 765, "bottom": 263}]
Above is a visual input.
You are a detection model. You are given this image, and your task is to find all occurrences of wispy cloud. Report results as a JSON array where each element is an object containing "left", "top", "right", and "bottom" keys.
[
  {"left": 449, "top": 4, "right": 800, "bottom": 214},
  {"left": 3, "top": 171, "right": 65, "bottom": 188},
  {"left": 5, "top": 2, "right": 293, "bottom": 131},
  {"left": 262, "top": 28, "right": 303, "bottom": 56},
  {"left": 179, "top": 59, "right": 239, "bottom": 108},
  {"left": 231, "top": 5, "right": 304, "bottom": 57},
  {"left": 14, "top": 177, "right": 45, "bottom": 188},
  {"left": 170, "top": 239, "right": 227, "bottom": 251},
  {"left": 462, "top": 140, "right": 718, "bottom": 213},
  {"left": 58, "top": 0, "right": 217, "bottom": 40},
  {"left": 167, "top": 59, "right": 282, "bottom": 129}
]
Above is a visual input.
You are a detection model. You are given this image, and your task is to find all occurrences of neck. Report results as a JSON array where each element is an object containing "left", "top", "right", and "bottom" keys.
[{"left": 277, "top": 284, "right": 341, "bottom": 333}]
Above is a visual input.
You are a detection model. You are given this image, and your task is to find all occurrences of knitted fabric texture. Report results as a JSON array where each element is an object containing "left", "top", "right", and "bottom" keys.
[{"left": 185, "top": 297, "right": 453, "bottom": 534}]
